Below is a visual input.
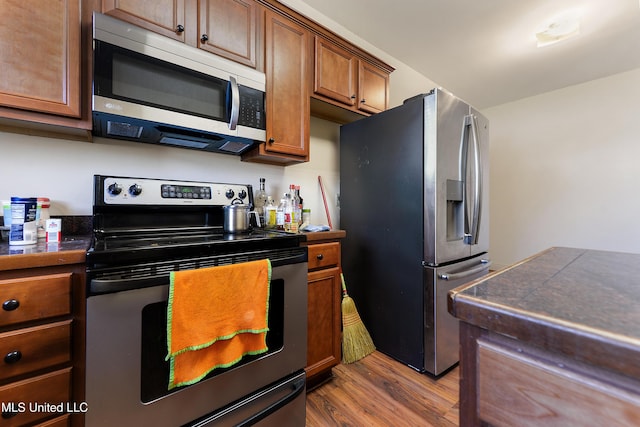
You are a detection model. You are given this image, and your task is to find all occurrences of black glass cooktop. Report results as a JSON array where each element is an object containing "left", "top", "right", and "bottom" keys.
[{"left": 87, "top": 228, "right": 303, "bottom": 266}]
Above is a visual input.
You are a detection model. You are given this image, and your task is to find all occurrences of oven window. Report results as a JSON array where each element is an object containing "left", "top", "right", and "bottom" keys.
[{"left": 140, "top": 279, "right": 285, "bottom": 403}]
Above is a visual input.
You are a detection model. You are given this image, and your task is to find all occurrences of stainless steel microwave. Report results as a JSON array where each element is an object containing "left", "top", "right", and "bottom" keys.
[{"left": 92, "top": 13, "right": 266, "bottom": 155}]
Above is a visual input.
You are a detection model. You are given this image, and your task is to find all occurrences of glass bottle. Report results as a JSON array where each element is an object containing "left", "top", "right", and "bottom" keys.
[
  {"left": 295, "top": 185, "right": 303, "bottom": 210},
  {"left": 276, "top": 195, "right": 286, "bottom": 231},
  {"left": 294, "top": 185, "right": 303, "bottom": 225},
  {"left": 289, "top": 184, "right": 301, "bottom": 231},
  {"left": 284, "top": 190, "right": 295, "bottom": 232},
  {"left": 254, "top": 178, "right": 268, "bottom": 227},
  {"left": 265, "top": 196, "right": 277, "bottom": 229}
]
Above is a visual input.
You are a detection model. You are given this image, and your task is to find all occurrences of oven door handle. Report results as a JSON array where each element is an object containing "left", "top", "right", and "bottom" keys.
[
  {"left": 236, "top": 374, "right": 305, "bottom": 427},
  {"left": 89, "top": 276, "right": 169, "bottom": 295}
]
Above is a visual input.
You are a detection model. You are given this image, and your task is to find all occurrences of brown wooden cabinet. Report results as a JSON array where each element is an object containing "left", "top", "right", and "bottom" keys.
[
  {"left": 242, "top": 10, "right": 310, "bottom": 165},
  {"left": 198, "top": 0, "right": 261, "bottom": 68},
  {"left": 102, "top": 0, "right": 262, "bottom": 68},
  {"left": 0, "top": 0, "right": 90, "bottom": 133},
  {"left": 313, "top": 37, "right": 358, "bottom": 108},
  {"left": 460, "top": 323, "right": 640, "bottom": 426},
  {"left": 312, "top": 35, "right": 391, "bottom": 122},
  {"left": 101, "top": 0, "right": 187, "bottom": 42},
  {"left": 0, "top": 260, "right": 86, "bottom": 427},
  {"left": 303, "top": 236, "right": 344, "bottom": 390},
  {"left": 357, "top": 60, "right": 389, "bottom": 114}
]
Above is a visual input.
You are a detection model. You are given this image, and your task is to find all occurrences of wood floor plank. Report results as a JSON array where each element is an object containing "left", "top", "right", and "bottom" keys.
[{"left": 306, "top": 351, "right": 460, "bottom": 426}]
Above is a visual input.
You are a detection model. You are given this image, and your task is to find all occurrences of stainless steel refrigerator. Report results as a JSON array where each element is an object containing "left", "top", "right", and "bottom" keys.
[{"left": 339, "top": 88, "right": 490, "bottom": 375}]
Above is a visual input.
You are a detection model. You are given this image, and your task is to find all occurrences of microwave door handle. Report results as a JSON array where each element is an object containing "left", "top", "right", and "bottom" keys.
[
  {"left": 470, "top": 114, "right": 482, "bottom": 245},
  {"left": 228, "top": 76, "right": 240, "bottom": 130}
]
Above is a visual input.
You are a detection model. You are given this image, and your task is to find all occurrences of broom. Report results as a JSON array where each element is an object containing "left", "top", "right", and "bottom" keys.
[{"left": 341, "top": 273, "right": 375, "bottom": 363}]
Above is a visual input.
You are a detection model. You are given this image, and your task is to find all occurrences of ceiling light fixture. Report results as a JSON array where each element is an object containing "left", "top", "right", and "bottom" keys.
[{"left": 535, "top": 14, "right": 581, "bottom": 47}]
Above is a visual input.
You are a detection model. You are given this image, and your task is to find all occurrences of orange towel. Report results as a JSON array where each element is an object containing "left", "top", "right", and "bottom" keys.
[{"left": 166, "top": 259, "right": 272, "bottom": 389}]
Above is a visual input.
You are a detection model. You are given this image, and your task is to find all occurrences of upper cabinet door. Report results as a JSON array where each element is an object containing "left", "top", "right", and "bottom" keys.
[
  {"left": 357, "top": 60, "right": 389, "bottom": 115},
  {"left": 263, "top": 10, "right": 310, "bottom": 159},
  {"left": 198, "top": 0, "right": 259, "bottom": 68},
  {"left": 0, "top": 0, "right": 81, "bottom": 118},
  {"left": 102, "top": 0, "right": 187, "bottom": 42},
  {"left": 313, "top": 36, "right": 357, "bottom": 107}
]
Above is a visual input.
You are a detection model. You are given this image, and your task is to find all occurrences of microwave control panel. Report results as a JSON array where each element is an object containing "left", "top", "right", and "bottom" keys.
[{"left": 238, "top": 85, "right": 266, "bottom": 130}]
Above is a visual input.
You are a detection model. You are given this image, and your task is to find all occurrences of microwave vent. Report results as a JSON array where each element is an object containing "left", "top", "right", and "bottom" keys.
[
  {"left": 219, "top": 140, "right": 251, "bottom": 153},
  {"left": 107, "top": 121, "right": 144, "bottom": 138},
  {"left": 159, "top": 136, "right": 209, "bottom": 149}
]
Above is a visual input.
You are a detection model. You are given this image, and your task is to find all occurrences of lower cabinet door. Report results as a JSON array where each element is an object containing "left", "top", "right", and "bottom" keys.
[{"left": 306, "top": 266, "right": 341, "bottom": 381}]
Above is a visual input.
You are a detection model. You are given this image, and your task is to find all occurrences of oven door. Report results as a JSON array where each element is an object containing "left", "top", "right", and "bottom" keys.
[{"left": 85, "top": 260, "right": 307, "bottom": 427}]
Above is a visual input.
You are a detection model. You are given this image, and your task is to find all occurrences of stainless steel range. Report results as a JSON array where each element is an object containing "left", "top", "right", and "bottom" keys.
[{"left": 85, "top": 175, "right": 308, "bottom": 427}]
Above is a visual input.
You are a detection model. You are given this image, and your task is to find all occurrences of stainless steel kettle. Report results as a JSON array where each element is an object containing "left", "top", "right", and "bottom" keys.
[{"left": 223, "top": 204, "right": 260, "bottom": 233}]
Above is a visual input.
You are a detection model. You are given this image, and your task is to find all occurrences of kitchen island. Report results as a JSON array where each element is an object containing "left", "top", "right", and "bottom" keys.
[{"left": 448, "top": 247, "right": 640, "bottom": 426}]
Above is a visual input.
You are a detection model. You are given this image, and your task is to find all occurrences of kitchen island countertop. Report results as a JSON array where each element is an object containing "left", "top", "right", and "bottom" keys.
[
  {"left": 449, "top": 246, "right": 640, "bottom": 379},
  {"left": 449, "top": 247, "right": 640, "bottom": 425}
]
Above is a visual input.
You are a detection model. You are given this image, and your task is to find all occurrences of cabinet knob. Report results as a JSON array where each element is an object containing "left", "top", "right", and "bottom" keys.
[
  {"left": 316, "top": 253, "right": 324, "bottom": 260},
  {"left": 351, "top": 94, "right": 356, "bottom": 99},
  {"left": 361, "top": 99, "right": 366, "bottom": 103},
  {"left": 2, "top": 299, "right": 19, "bottom": 311},
  {"left": 201, "top": 34, "right": 209, "bottom": 43},
  {"left": 4, "top": 351, "right": 21, "bottom": 364},
  {"left": 176, "top": 24, "right": 185, "bottom": 33},
  {"left": 268, "top": 137, "right": 275, "bottom": 144}
]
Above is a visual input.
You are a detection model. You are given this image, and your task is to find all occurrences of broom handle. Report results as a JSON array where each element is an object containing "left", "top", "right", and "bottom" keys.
[
  {"left": 341, "top": 273, "right": 347, "bottom": 297},
  {"left": 318, "top": 175, "right": 333, "bottom": 229}
]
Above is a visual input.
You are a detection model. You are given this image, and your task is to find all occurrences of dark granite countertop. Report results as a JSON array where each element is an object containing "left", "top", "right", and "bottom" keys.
[
  {"left": 449, "top": 247, "right": 640, "bottom": 378},
  {"left": 0, "top": 237, "right": 91, "bottom": 271},
  {"left": 0, "top": 215, "right": 92, "bottom": 271}
]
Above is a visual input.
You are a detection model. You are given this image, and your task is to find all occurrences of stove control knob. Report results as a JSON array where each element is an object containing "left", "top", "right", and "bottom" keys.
[
  {"left": 129, "top": 184, "right": 143, "bottom": 196},
  {"left": 225, "top": 189, "right": 235, "bottom": 199},
  {"left": 107, "top": 183, "right": 122, "bottom": 196},
  {"left": 238, "top": 189, "right": 247, "bottom": 199}
]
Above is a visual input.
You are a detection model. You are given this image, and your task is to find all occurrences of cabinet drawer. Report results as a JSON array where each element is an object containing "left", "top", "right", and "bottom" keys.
[
  {"left": 0, "top": 320, "right": 72, "bottom": 381},
  {"left": 0, "top": 274, "right": 72, "bottom": 327},
  {"left": 0, "top": 368, "right": 71, "bottom": 426},
  {"left": 307, "top": 242, "right": 340, "bottom": 271}
]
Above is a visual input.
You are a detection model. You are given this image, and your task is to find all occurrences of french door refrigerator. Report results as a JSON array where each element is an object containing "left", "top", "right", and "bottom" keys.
[{"left": 340, "top": 88, "right": 490, "bottom": 375}]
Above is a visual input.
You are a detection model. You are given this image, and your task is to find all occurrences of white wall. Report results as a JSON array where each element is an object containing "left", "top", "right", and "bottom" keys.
[
  {"left": 486, "top": 68, "right": 640, "bottom": 269},
  {"left": 0, "top": 120, "right": 336, "bottom": 226}
]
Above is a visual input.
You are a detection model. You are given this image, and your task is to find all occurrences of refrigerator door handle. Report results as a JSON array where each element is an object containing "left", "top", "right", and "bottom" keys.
[
  {"left": 470, "top": 114, "right": 482, "bottom": 245},
  {"left": 438, "top": 259, "right": 491, "bottom": 281}
]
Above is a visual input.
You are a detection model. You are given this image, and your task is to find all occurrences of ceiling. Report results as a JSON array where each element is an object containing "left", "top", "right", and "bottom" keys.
[{"left": 297, "top": 0, "right": 640, "bottom": 109}]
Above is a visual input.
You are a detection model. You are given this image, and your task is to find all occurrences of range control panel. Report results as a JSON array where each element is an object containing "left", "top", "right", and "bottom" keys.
[{"left": 97, "top": 176, "right": 251, "bottom": 206}]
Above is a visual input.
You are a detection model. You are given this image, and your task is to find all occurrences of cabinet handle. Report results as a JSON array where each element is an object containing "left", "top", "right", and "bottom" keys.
[
  {"left": 316, "top": 253, "right": 324, "bottom": 260},
  {"left": 201, "top": 34, "right": 209, "bottom": 43},
  {"left": 268, "top": 137, "right": 275, "bottom": 144},
  {"left": 361, "top": 99, "right": 366, "bottom": 103},
  {"left": 4, "top": 351, "right": 21, "bottom": 364},
  {"left": 2, "top": 299, "right": 19, "bottom": 311},
  {"left": 351, "top": 94, "right": 356, "bottom": 99},
  {"left": 176, "top": 24, "right": 185, "bottom": 33}
]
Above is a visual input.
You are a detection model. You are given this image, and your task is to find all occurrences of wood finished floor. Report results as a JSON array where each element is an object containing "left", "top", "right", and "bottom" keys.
[{"left": 306, "top": 351, "right": 460, "bottom": 426}]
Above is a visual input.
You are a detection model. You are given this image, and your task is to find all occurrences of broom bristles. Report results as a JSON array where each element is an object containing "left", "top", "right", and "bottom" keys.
[{"left": 341, "top": 278, "right": 375, "bottom": 364}]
